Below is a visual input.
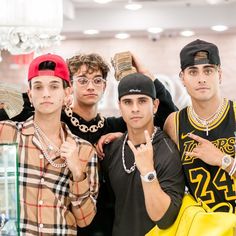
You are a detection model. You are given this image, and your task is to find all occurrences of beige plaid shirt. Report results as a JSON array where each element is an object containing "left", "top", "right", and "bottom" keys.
[{"left": 0, "top": 117, "right": 99, "bottom": 235}]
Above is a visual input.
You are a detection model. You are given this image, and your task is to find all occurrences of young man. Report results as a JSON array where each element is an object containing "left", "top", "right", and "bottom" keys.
[
  {"left": 164, "top": 39, "right": 236, "bottom": 211},
  {"left": 102, "top": 73, "right": 185, "bottom": 236},
  {"left": 0, "top": 54, "right": 99, "bottom": 235}
]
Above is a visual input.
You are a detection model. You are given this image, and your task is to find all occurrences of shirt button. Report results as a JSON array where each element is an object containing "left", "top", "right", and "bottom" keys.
[
  {"left": 39, "top": 154, "right": 44, "bottom": 159},
  {"left": 38, "top": 200, "right": 43, "bottom": 205},
  {"left": 40, "top": 178, "right": 44, "bottom": 184},
  {"left": 39, "top": 223, "right": 43, "bottom": 228}
]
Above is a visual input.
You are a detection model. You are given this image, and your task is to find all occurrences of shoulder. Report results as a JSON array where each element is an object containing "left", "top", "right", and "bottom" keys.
[{"left": 163, "top": 111, "right": 178, "bottom": 144}]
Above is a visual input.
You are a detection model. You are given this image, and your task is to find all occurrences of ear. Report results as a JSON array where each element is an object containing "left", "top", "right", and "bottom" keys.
[
  {"left": 103, "top": 82, "right": 107, "bottom": 93},
  {"left": 27, "top": 89, "right": 33, "bottom": 104},
  {"left": 179, "top": 71, "right": 186, "bottom": 87},
  {"left": 153, "top": 99, "right": 159, "bottom": 114},
  {"left": 65, "top": 86, "right": 72, "bottom": 97},
  {"left": 218, "top": 67, "right": 222, "bottom": 84}
]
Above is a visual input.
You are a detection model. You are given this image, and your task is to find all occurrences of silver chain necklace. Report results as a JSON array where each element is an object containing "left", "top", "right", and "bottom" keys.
[
  {"left": 64, "top": 107, "right": 105, "bottom": 133},
  {"left": 188, "top": 98, "right": 226, "bottom": 136},
  {"left": 122, "top": 127, "right": 158, "bottom": 174},
  {"left": 34, "top": 123, "right": 67, "bottom": 168}
]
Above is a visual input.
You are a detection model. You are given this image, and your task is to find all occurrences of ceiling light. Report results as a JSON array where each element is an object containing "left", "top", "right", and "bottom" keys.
[
  {"left": 180, "top": 30, "right": 195, "bottom": 37},
  {"left": 125, "top": 2, "right": 142, "bottom": 10},
  {"left": 211, "top": 25, "right": 228, "bottom": 32},
  {"left": 206, "top": 0, "right": 224, "bottom": 5},
  {"left": 147, "top": 27, "right": 163, "bottom": 34},
  {"left": 94, "top": 0, "right": 112, "bottom": 4},
  {"left": 115, "top": 33, "right": 130, "bottom": 39},
  {"left": 83, "top": 29, "right": 100, "bottom": 35}
]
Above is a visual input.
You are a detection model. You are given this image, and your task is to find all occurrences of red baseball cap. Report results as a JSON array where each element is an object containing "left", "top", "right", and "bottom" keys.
[{"left": 28, "top": 53, "right": 70, "bottom": 82}]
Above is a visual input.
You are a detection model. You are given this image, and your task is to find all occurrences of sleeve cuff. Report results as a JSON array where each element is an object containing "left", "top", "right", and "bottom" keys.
[{"left": 69, "top": 176, "right": 90, "bottom": 195}]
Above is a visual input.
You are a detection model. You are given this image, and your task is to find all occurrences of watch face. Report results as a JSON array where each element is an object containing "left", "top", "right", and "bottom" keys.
[
  {"left": 148, "top": 173, "right": 155, "bottom": 181},
  {"left": 224, "top": 156, "right": 231, "bottom": 164}
]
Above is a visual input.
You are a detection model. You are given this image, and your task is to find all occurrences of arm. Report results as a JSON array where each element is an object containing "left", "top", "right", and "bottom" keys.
[
  {"left": 61, "top": 141, "right": 99, "bottom": 227},
  {"left": 154, "top": 79, "right": 178, "bottom": 129},
  {"left": 128, "top": 130, "right": 184, "bottom": 226},
  {"left": 163, "top": 112, "right": 178, "bottom": 145}
]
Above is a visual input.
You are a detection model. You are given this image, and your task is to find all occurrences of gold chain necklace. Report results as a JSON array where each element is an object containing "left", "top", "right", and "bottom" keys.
[
  {"left": 64, "top": 107, "right": 105, "bottom": 133},
  {"left": 188, "top": 98, "right": 227, "bottom": 136}
]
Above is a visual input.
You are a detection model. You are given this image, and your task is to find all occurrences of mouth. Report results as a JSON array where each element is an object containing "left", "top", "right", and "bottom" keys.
[
  {"left": 84, "top": 94, "right": 97, "bottom": 97},
  {"left": 196, "top": 87, "right": 209, "bottom": 91},
  {"left": 131, "top": 116, "right": 142, "bottom": 120}
]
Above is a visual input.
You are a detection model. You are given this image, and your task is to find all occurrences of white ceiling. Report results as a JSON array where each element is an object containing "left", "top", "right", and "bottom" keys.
[{"left": 62, "top": 0, "right": 236, "bottom": 39}]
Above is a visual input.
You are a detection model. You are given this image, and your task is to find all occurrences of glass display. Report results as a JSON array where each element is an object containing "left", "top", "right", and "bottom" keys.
[{"left": 0, "top": 144, "right": 19, "bottom": 236}]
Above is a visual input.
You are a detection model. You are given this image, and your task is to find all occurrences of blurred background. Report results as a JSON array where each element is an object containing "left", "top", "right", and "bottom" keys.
[{"left": 1, "top": 0, "right": 236, "bottom": 116}]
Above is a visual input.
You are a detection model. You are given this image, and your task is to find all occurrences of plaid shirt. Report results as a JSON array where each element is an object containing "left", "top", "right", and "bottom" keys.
[{"left": 0, "top": 117, "right": 99, "bottom": 235}]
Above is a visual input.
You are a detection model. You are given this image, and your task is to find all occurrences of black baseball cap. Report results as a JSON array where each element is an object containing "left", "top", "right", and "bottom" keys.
[
  {"left": 118, "top": 73, "right": 156, "bottom": 100},
  {"left": 180, "top": 39, "right": 221, "bottom": 71}
]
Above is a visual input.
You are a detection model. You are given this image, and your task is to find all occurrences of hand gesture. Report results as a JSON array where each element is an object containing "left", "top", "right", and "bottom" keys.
[
  {"left": 186, "top": 133, "right": 223, "bottom": 167},
  {"left": 127, "top": 130, "right": 154, "bottom": 175},
  {"left": 60, "top": 141, "right": 85, "bottom": 181}
]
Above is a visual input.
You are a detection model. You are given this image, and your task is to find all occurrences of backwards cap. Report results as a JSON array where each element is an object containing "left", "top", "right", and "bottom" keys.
[
  {"left": 28, "top": 53, "right": 70, "bottom": 82},
  {"left": 180, "top": 39, "right": 221, "bottom": 71},
  {"left": 118, "top": 73, "right": 156, "bottom": 100}
]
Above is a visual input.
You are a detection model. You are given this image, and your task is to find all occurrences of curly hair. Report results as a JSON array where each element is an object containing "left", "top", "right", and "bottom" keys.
[{"left": 67, "top": 53, "right": 110, "bottom": 81}]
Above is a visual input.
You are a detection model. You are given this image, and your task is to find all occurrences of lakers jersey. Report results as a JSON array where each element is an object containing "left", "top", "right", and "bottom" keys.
[{"left": 176, "top": 99, "right": 236, "bottom": 211}]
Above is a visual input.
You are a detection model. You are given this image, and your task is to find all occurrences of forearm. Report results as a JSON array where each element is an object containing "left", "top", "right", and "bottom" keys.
[
  {"left": 69, "top": 154, "right": 99, "bottom": 227},
  {"left": 141, "top": 179, "right": 171, "bottom": 221}
]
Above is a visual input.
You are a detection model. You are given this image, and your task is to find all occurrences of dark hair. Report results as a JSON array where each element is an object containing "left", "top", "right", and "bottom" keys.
[
  {"left": 67, "top": 53, "right": 110, "bottom": 81},
  {"left": 29, "top": 61, "right": 70, "bottom": 88}
]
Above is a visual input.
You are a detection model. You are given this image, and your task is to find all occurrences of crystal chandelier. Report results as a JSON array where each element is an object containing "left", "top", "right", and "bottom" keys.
[{"left": 0, "top": 0, "right": 63, "bottom": 55}]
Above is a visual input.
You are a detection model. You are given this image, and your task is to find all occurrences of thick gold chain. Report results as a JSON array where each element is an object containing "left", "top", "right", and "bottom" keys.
[{"left": 64, "top": 107, "right": 105, "bottom": 133}]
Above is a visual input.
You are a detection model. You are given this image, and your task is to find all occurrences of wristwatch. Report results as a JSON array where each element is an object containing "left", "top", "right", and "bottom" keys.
[
  {"left": 140, "top": 171, "right": 157, "bottom": 183},
  {"left": 221, "top": 155, "right": 232, "bottom": 170}
]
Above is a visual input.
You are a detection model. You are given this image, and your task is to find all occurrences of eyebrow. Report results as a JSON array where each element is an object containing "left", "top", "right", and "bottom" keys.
[
  {"left": 75, "top": 74, "right": 103, "bottom": 78},
  {"left": 32, "top": 80, "right": 61, "bottom": 85},
  {"left": 121, "top": 96, "right": 149, "bottom": 102},
  {"left": 187, "top": 65, "right": 216, "bottom": 70}
]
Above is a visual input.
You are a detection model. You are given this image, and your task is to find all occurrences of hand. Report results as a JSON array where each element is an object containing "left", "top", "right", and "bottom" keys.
[
  {"left": 131, "top": 52, "right": 155, "bottom": 81},
  {"left": 186, "top": 133, "right": 223, "bottom": 167},
  {"left": 60, "top": 141, "right": 85, "bottom": 181},
  {"left": 127, "top": 130, "right": 154, "bottom": 175},
  {"left": 96, "top": 132, "right": 123, "bottom": 159}
]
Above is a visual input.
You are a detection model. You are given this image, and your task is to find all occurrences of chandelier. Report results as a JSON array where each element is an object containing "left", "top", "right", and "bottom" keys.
[{"left": 0, "top": 0, "right": 63, "bottom": 55}]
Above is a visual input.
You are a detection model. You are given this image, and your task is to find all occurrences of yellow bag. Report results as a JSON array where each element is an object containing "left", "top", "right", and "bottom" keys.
[{"left": 146, "top": 194, "right": 236, "bottom": 236}]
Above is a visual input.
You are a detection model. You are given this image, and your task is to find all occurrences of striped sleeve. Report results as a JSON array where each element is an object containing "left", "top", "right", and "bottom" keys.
[{"left": 69, "top": 143, "right": 99, "bottom": 227}]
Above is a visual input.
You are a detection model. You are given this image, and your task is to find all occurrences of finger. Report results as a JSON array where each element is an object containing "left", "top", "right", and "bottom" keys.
[
  {"left": 127, "top": 140, "right": 136, "bottom": 154},
  {"left": 185, "top": 151, "right": 200, "bottom": 158},
  {"left": 188, "top": 133, "right": 205, "bottom": 144},
  {"left": 95, "top": 143, "right": 105, "bottom": 158},
  {"left": 144, "top": 130, "right": 151, "bottom": 146}
]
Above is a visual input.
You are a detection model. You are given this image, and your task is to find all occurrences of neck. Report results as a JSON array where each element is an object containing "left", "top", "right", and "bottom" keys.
[
  {"left": 127, "top": 124, "right": 154, "bottom": 145},
  {"left": 34, "top": 113, "right": 61, "bottom": 137},
  {"left": 191, "top": 96, "right": 223, "bottom": 120},
  {"left": 72, "top": 102, "right": 98, "bottom": 121}
]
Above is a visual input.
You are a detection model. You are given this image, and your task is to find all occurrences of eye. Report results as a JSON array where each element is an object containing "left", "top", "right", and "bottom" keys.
[
  {"left": 188, "top": 70, "right": 198, "bottom": 76},
  {"left": 33, "top": 85, "right": 42, "bottom": 90},
  {"left": 77, "top": 78, "right": 88, "bottom": 85},
  {"left": 204, "top": 68, "right": 214, "bottom": 75},
  {"left": 93, "top": 77, "right": 103, "bottom": 85}
]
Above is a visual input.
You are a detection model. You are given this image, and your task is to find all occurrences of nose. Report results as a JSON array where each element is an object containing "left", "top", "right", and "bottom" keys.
[
  {"left": 86, "top": 80, "right": 95, "bottom": 89},
  {"left": 197, "top": 73, "right": 207, "bottom": 84},
  {"left": 43, "top": 88, "right": 51, "bottom": 98},
  {"left": 131, "top": 102, "right": 139, "bottom": 112}
]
